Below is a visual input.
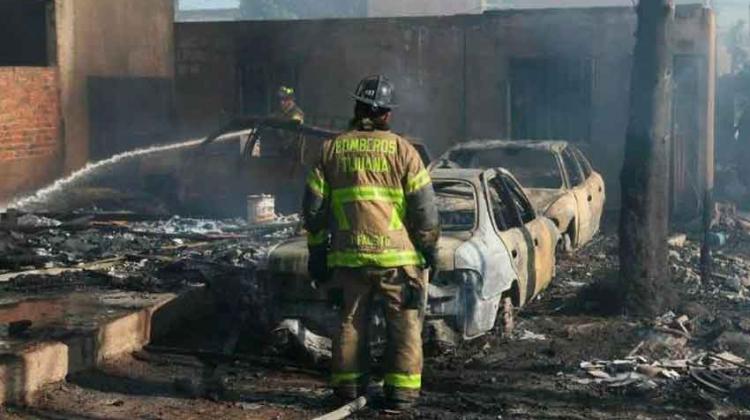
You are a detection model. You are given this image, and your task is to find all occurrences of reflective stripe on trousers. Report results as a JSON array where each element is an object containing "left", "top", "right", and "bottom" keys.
[{"left": 384, "top": 373, "right": 422, "bottom": 389}]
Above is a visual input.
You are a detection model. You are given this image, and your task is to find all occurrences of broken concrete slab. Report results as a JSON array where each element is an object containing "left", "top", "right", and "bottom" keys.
[{"left": 0, "top": 286, "right": 209, "bottom": 405}]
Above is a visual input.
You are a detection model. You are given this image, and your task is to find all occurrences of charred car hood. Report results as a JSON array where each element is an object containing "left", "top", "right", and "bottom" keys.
[
  {"left": 268, "top": 231, "right": 471, "bottom": 276},
  {"left": 524, "top": 188, "right": 565, "bottom": 212}
]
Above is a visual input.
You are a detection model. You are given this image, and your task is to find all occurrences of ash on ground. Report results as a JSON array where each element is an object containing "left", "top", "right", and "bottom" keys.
[{"left": 5, "top": 207, "right": 750, "bottom": 419}]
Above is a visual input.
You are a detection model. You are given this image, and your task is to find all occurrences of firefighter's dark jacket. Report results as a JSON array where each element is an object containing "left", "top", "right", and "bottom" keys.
[{"left": 302, "top": 118, "right": 440, "bottom": 269}]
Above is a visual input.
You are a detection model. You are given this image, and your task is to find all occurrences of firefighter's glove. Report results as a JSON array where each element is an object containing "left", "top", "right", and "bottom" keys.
[
  {"left": 422, "top": 246, "right": 439, "bottom": 282},
  {"left": 403, "top": 282, "right": 425, "bottom": 310},
  {"left": 422, "top": 246, "right": 439, "bottom": 272},
  {"left": 307, "top": 246, "right": 330, "bottom": 284}
]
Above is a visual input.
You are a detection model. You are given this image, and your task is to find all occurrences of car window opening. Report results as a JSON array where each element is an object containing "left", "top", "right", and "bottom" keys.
[
  {"left": 434, "top": 180, "right": 476, "bottom": 232},
  {"left": 488, "top": 177, "right": 523, "bottom": 231},
  {"left": 502, "top": 175, "right": 536, "bottom": 224},
  {"left": 561, "top": 147, "right": 585, "bottom": 187},
  {"left": 572, "top": 146, "right": 593, "bottom": 178},
  {"left": 448, "top": 148, "right": 563, "bottom": 189}
]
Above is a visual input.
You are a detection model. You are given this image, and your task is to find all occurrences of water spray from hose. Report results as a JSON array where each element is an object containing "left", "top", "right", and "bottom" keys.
[{"left": 3, "top": 138, "right": 205, "bottom": 212}]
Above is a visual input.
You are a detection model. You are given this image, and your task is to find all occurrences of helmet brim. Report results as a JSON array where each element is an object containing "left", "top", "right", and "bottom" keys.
[{"left": 350, "top": 93, "right": 398, "bottom": 109}]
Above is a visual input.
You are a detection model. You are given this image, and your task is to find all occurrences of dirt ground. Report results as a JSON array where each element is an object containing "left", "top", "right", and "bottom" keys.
[{"left": 4, "top": 224, "right": 750, "bottom": 419}]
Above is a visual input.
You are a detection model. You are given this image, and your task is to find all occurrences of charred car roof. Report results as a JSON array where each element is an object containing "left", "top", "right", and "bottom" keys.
[
  {"left": 431, "top": 167, "right": 523, "bottom": 186},
  {"left": 446, "top": 139, "right": 570, "bottom": 154}
]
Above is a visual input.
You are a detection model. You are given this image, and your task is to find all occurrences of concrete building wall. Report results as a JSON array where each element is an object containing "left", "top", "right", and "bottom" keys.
[
  {"left": 55, "top": 0, "right": 175, "bottom": 172},
  {"left": 0, "top": 68, "right": 62, "bottom": 204},
  {"left": 175, "top": 16, "right": 467, "bottom": 151},
  {"left": 368, "top": 0, "right": 484, "bottom": 17},
  {"left": 174, "top": 6, "right": 713, "bottom": 211}
]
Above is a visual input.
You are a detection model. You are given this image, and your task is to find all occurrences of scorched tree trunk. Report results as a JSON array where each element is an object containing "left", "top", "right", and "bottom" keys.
[{"left": 619, "top": 0, "right": 675, "bottom": 316}]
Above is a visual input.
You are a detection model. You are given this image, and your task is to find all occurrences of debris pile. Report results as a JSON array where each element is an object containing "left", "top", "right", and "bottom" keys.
[
  {"left": 668, "top": 206, "right": 750, "bottom": 299},
  {"left": 557, "top": 206, "right": 750, "bottom": 412},
  {"left": 0, "top": 211, "right": 298, "bottom": 295},
  {"left": 576, "top": 350, "right": 750, "bottom": 394}
]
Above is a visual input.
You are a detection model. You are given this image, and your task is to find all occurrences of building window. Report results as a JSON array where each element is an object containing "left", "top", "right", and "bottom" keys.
[
  {"left": 510, "top": 58, "right": 594, "bottom": 142},
  {"left": 0, "top": 0, "right": 55, "bottom": 66}
]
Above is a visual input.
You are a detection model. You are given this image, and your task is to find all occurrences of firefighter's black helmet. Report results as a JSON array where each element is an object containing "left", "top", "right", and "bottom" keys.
[{"left": 350, "top": 75, "right": 397, "bottom": 110}]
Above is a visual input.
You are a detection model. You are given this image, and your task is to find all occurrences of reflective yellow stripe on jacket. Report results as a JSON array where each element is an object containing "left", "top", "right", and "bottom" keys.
[
  {"left": 307, "top": 229, "right": 328, "bottom": 246},
  {"left": 406, "top": 169, "right": 431, "bottom": 193},
  {"left": 331, "top": 186, "right": 405, "bottom": 231},
  {"left": 327, "top": 250, "right": 424, "bottom": 268},
  {"left": 307, "top": 169, "right": 329, "bottom": 198}
]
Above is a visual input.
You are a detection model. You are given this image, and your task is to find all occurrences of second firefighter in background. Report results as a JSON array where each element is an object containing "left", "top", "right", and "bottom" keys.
[{"left": 302, "top": 75, "right": 440, "bottom": 410}]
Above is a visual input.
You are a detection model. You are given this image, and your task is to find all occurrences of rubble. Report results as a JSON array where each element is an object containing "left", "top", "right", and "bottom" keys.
[
  {"left": 576, "top": 350, "right": 750, "bottom": 393},
  {"left": 2, "top": 198, "right": 750, "bottom": 418},
  {"left": 272, "top": 319, "right": 332, "bottom": 365},
  {"left": 668, "top": 233, "right": 687, "bottom": 248},
  {"left": 513, "top": 329, "right": 548, "bottom": 341},
  {"left": 126, "top": 215, "right": 247, "bottom": 235},
  {"left": 16, "top": 214, "right": 62, "bottom": 228},
  {"left": 552, "top": 205, "right": 750, "bottom": 414},
  {"left": 0, "top": 211, "right": 297, "bottom": 298},
  {"left": 716, "top": 332, "right": 750, "bottom": 360}
]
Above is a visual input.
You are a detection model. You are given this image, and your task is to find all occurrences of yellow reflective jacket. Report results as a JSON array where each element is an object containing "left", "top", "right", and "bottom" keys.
[
  {"left": 278, "top": 104, "right": 304, "bottom": 123},
  {"left": 303, "top": 120, "right": 439, "bottom": 269}
]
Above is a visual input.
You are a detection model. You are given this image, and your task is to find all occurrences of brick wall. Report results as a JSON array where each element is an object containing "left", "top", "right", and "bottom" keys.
[{"left": 0, "top": 67, "right": 63, "bottom": 204}]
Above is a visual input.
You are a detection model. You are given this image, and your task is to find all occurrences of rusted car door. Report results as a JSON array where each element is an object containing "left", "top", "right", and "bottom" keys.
[
  {"left": 560, "top": 147, "right": 594, "bottom": 246},
  {"left": 484, "top": 170, "right": 555, "bottom": 304},
  {"left": 572, "top": 146, "right": 605, "bottom": 235},
  {"left": 485, "top": 173, "right": 532, "bottom": 304},
  {"left": 498, "top": 173, "right": 556, "bottom": 296}
]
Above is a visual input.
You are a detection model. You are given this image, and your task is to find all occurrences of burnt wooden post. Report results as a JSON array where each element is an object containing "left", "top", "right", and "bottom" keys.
[{"left": 619, "top": 0, "right": 675, "bottom": 316}]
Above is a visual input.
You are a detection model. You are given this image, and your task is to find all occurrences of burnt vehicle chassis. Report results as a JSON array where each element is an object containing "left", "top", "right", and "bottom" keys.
[
  {"left": 162, "top": 117, "right": 432, "bottom": 218},
  {"left": 261, "top": 168, "right": 559, "bottom": 343},
  {"left": 432, "top": 140, "right": 605, "bottom": 252}
]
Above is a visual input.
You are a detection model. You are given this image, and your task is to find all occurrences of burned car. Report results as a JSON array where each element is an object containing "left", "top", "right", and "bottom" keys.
[
  {"left": 263, "top": 168, "right": 559, "bottom": 341},
  {"left": 432, "top": 140, "right": 605, "bottom": 252},
  {"left": 168, "top": 118, "right": 431, "bottom": 218},
  {"left": 173, "top": 118, "right": 339, "bottom": 217}
]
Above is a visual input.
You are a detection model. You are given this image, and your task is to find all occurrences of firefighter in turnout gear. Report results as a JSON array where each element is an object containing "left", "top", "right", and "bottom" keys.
[
  {"left": 276, "top": 86, "right": 304, "bottom": 123},
  {"left": 255, "top": 85, "right": 305, "bottom": 156},
  {"left": 302, "top": 75, "right": 440, "bottom": 410}
]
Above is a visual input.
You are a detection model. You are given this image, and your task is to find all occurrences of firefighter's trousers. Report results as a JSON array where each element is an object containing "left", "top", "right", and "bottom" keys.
[{"left": 330, "top": 266, "right": 425, "bottom": 402}]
